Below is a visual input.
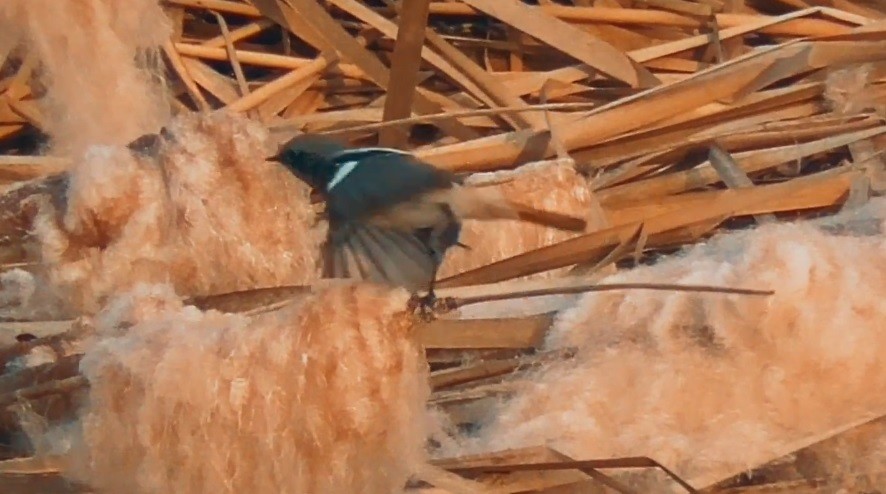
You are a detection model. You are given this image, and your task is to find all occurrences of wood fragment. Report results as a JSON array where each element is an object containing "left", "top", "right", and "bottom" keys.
[
  {"left": 181, "top": 58, "right": 241, "bottom": 105},
  {"left": 209, "top": 11, "right": 250, "bottom": 99},
  {"left": 379, "top": 0, "right": 432, "bottom": 147},
  {"left": 0, "top": 156, "right": 69, "bottom": 182},
  {"left": 598, "top": 126, "right": 886, "bottom": 205},
  {"left": 161, "top": 40, "right": 211, "bottom": 111},
  {"left": 458, "top": 0, "right": 660, "bottom": 88},
  {"left": 423, "top": 28, "right": 541, "bottom": 130},
  {"left": 283, "top": 0, "right": 480, "bottom": 140},
  {"left": 707, "top": 143, "right": 778, "bottom": 224},
  {"left": 436, "top": 170, "right": 853, "bottom": 286},
  {"left": 417, "top": 4, "right": 855, "bottom": 37},
  {"left": 227, "top": 58, "right": 328, "bottom": 112},
  {"left": 175, "top": 43, "right": 364, "bottom": 78},
  {"left": 202, "top": 19, "right": 275, "bottom": 48},
  {"left": 0, "top": 375, "right": 87, "bottom": 408},
  {"left": 429, "top": 348, "right": 575, "bottom": 389},
  {"left": 414, "top": 464, "right": 507, "bottom": 494},
  {"left": 418, "top": 313, "right": 553, "bottom": 350},
  {"left": 0, "top": 455, "right": 65, "bottom": 475},
  {"left": 434, "top": 446, "right": 698, "bottom": 493},
  {"left": 698, "top": 412, "right": 886, "bottom": 490},
  {"left": 416, "top": 41, "right": 886, "bottom": 171}
]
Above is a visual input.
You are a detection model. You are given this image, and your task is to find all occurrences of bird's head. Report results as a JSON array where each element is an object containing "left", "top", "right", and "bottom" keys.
[{"left": 267, "top": 134, "right": 347, "bottom": 190}]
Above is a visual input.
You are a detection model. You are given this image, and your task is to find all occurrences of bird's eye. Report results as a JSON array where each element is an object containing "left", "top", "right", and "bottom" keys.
[{"left": 283, "top": 149, "right": 300, "bottom": 162}]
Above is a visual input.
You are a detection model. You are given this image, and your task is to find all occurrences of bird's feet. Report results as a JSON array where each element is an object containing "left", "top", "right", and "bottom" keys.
[
  {"left": 408, "top": 291, "right": 438, "bottom": 322},
  {"left": 407, "top": 290, "right": 456, "bottom": 322}
]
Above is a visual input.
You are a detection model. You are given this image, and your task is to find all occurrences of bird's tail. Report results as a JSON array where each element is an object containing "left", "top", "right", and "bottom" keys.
[
  {"left": 325, "top": 222, "right": 439, "bottom": 291},
  {"left": 444, "top": 186, "right": 588, "bottom": 232}
]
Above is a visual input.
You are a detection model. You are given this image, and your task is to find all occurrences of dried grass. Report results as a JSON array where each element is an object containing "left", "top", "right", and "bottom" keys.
[
  {"left": 54, "top": 281, "right": 430, "bottom": 493},
  {"left": 0, "top": 0, "right": 172, "bottom": 156},
  {"left": 442, "top": 198, "right": 886, "bottom": 490},
  {"left": 27, "top": 111, "right": 323, "bottom": 316}
]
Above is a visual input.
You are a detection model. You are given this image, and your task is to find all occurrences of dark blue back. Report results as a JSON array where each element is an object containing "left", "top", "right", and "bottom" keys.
[{"left": 325, "top": 149, "right": 460, "bottom": 223}]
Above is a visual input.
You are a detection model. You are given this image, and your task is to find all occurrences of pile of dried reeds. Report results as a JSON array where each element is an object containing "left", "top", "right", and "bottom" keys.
[{"left": 1, "top": 0, "right": 885, "bottom": 492}]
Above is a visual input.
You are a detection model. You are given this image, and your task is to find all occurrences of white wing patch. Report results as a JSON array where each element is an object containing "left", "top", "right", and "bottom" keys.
[
  {"left": 327, "top": 160, "right": 359, "bottom": 191},
  {"left": 332, "top": 147, "right": 411, "bottom": 161},
  {"left": 327, "top": 147, "right": 414, "bottom": 191}
]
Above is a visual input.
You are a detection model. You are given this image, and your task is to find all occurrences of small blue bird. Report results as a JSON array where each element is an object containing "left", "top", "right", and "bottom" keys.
[{"left": 268, "top": 134, "right": 587, "bottom": 304}]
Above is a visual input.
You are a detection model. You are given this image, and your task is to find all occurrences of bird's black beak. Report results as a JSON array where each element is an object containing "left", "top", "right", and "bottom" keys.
[{"left": 266, "top": 151, "right": 283, "bottom": 163}]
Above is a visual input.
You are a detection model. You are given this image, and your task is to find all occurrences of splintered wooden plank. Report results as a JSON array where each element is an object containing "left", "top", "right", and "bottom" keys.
[
  {"left": 6, "top": 100, "right": 46, "bottom": 132},
  {"left": 639, "top": 81, "right": 824, "bottom": 131},
  {"left": 638, "top": 0, "right": 714, "bottom": 16},
  {"left": 417, "top": 313, "right": 553, "bottom": 349},
  {"left": 5, "top": 55, "right": 36, "bottom": 103},
  {"left": 577, "top": 100, "right": 825, "bottom": 170},
  {"left": 430, "top": 382, "right": 519, "bottom": 406},
  {"left": 418, "top": 4, "right": 855, "bottom": 37},
  {"left": 175, "top": 43, "right": 364, "bottom": 79},
  {"left": 0, "top": 456, "right": 65, "bottom": 475},
  {"left": 598, "top": 126, "right": 886, "bottom": 205},
  {"left": 0, "top": 375, "right": 87, "bottom": 407},
  {"left": 275, "top": 0, "right": 479, "bottom": 141},
  {"left": 707, "top": 144, "right": 778, "bottom": 224},
  {"left": 167, "top": 0, "right": 260, "bottom": 16},
  {"left": 249, "top": 0, "right": 326, "bottom": 49},
  {"left": 0, "top": 125, "right": 24, "bottom": 143},
  {"left": 0, "top": 354, "right": 82, "bottom": 397},
  {"left": 201, "top": 19, "right": 275, "bottom": 48},
  {"left": 604, "top": 167, "right": 856, "bottom": 226},
  {"left": 449, "top": 1, "right": 811, "bottom": 102},
  {"left": 162, "top": 40, "right": 210, "bottom": 111},
  {"left": 209, "top": 11, "right": 251, "bottom": 108},
  {"left": 185, "top": 285, "right": 311, "bottom": 313},
  {"left": 326, "top": 0, "right": 522, "bottom": 130},
  {"left": 426, "top": 32, "right": 541, "bottom": 130},
  {"left": 821, "top": 2, "right": 885, "bottom": 23},
  {"left": 572, "top": 84, "right": 829, "bottom": 168},
  {"left": 168, "top": 0, "right": 856, "bottom": 37},
  {"left": 227, "top": 58, "right": 328, "bottom": 112},
  {"left": 434, "top": 171, "right": 851, "bottom": 287},
  {"left": 430, "top": 348, "right": 576, "bottom": 389},
  {"left": 698, "top": 412, "right": 886, "bottom": 490},
  {"left": 0, "top": 98, "right": 28, "bottom": 124},
  {"left": 414, "top": 464, "right": 507, "bottom": 494},
  {"left": 257, "top": 73, "right": 322, "bottom": 121},
  {"left": 0, "top": 156, "right": 70, "bottom": 182},
  {"left": 430, "top": 359, "right": 523, "bottom": 389},
  {"left": 471, "top": 470, "right": 597, "bottom": 494},
  {"left": 432, "top": 446, "right": 696, "bottom": 493},
  {"left": 379, "top": 0, "right": 431, "bottom": 147},
  {"left": 433, "top": 446, "right": 570, "bottom": 470},
  {"left": 426, "top": 43, "right": 817, "bottom": 169},
  {"left": 416, "top": 40, "right": 886, "bottom": 172},
  {"left": 458, "top": 0, "right": 660, "bottom": 88},
  {"left": 729, "top": 40, "right": 886, "bottom": 101},
  {"left": 181, "top": 58, "right": 240, "bottom": 104}
]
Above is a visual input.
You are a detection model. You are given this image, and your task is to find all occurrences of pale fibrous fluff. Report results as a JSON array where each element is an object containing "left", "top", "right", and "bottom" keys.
[
  {"left": 439, "top": 198, "right": 886, "bottom": 492},
  {"left": 50, "top": 281, "right": 431, "bottom": 494},
  {"left": 29, "top": 111, "right": 324, "bottom": 316}
]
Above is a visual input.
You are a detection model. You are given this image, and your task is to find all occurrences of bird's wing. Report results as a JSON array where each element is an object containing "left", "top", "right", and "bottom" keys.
[
  {"left": 322, "top": 221, "right": 438, "bottom": 291},
  {"left": 324, "top": 149, "right": 458, "bottom": 223}
]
